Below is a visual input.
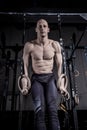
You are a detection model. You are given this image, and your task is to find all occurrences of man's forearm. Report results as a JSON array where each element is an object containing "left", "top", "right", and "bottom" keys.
[
  {"left": 57, "top": 64, "right": 62, "bottom": 78},
  {"left": 24, "top": 65, "right": 28, "bottom": 76}
]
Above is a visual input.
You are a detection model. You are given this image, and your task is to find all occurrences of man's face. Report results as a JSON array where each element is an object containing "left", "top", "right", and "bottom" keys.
[{"left": 36, "top": 19, "right": 50, "bottom": 37}]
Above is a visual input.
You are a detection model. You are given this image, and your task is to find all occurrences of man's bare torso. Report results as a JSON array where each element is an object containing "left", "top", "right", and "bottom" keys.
[{"left": 28, "top": 39, "right": 56, "bottom": 74}]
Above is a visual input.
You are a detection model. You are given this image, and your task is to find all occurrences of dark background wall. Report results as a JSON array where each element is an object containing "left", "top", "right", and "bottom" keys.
[
  {"left": 0, "top": 13, "right": 87, "bottom": 111},
  {"left": 0, "top": 0, "right": 87, "bottom": 126},
  {"left": 0, "top": 0, "right": 87, "bottom": 12}
]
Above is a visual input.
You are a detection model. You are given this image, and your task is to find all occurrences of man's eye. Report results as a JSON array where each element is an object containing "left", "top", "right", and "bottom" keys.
[
  {"left": 44, "top": 25, "right": 46, "bottom": 28},
  {"left": 39, "top": 25, "right": 46, "bottom": 28},
  {"left": 39, "top": 25, "right": 42, "bottom": 28}
]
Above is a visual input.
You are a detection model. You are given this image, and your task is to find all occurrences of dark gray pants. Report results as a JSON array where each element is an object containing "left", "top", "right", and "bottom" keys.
[{"left": 31, "top": 73, "right": 60, "bottom": 130}]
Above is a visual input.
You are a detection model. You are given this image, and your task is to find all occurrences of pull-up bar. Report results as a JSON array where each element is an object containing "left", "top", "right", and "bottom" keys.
[{"left": 0, "top": 12, "right": 87, "bottom": 17}]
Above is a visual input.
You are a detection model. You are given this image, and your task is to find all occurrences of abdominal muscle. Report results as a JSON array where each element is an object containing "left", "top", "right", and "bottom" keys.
[{"left": 32, "top": 58, "right": 54, "bottom": 74}]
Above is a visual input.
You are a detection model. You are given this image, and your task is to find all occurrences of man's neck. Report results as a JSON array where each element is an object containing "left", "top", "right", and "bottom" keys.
[{"left": 37, "top": 37, "right": 49, "bottom": 45}]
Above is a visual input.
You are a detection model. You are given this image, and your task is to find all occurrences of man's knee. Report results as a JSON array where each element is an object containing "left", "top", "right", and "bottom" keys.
[{"left": 35, "top": 109, "right": 45, "bottom": 121}]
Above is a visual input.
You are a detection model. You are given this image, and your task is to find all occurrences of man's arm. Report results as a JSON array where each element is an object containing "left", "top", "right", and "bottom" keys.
[
  {"left": 18, "top": 42, "right": 32, "bottom": 95},
  {"left": 54, "top": 41, "right": 70, "bottom": 99},
  {"left": 23, "top": 42, "right": 30, "bottom": 76},
  {"left": 54, "top": 41, "right": 63, "bottom": 78}
]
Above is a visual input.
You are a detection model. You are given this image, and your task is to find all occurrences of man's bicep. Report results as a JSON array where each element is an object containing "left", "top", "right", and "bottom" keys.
[
  {"left": 55, "top": 52, "right": 62, "bottom": 66},
  {"left": 22, "top": 45, "right": 29, "bottom": 66},
  {"left": 23, "top": 43, "right": 29, "bottom": 55},
  {"left": 23, "top": 42, "right": 31, "bottom": 60}
]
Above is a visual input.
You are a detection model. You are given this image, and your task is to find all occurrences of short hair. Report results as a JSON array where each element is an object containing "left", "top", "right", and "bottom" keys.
[{"left": 36, "top": 19, "right": 48, "bottom": 27}]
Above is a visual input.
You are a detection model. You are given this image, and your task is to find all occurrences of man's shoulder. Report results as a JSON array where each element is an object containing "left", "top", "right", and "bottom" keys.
[
  {"left": 24, "top": 40, "right": 35, "bottom": 47},
  {"left": 49, "top": 39, "right": 60, "bottom": 47},
  {"left": 24, "top": 41, "right": 35, "bottom": 52},
  {"left": 49, "top": 39, "right": 61, "bottom": 52},
  {"left": 26, "top": 39, "right": 38, "bottom": 45},
  {"left": 49, "top": 39, "right": 60, "bottom": 45}
]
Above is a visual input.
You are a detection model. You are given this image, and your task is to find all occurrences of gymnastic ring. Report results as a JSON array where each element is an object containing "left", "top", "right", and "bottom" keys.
[
  {"left": 18, "top": 74, "right": 31, "bottom": 94},
  {"left": 57, "top": 74, "right": 70, "bottom": 100},
  {"left": 58, "top": 74, "right": 68, "bottom": 89}
]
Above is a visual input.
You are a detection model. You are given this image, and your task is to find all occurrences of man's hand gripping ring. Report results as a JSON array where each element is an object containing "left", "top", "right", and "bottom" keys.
[
  {"left": 18, "top": 75, "right": 31, "bottom": 95},
  {"left": 57, "top": 74, "right": 70, "bottom": 100}
]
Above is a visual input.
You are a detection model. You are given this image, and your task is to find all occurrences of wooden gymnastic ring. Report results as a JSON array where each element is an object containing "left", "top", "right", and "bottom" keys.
[
  {"left": 18, "top": 74, "right": 31, "bottom": 94},
  {"left": 57, "top": 74, "right": 70, "bottom": 100},
  {"left": 58, "top": 74, "right": 68, "bottom": 89}
]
